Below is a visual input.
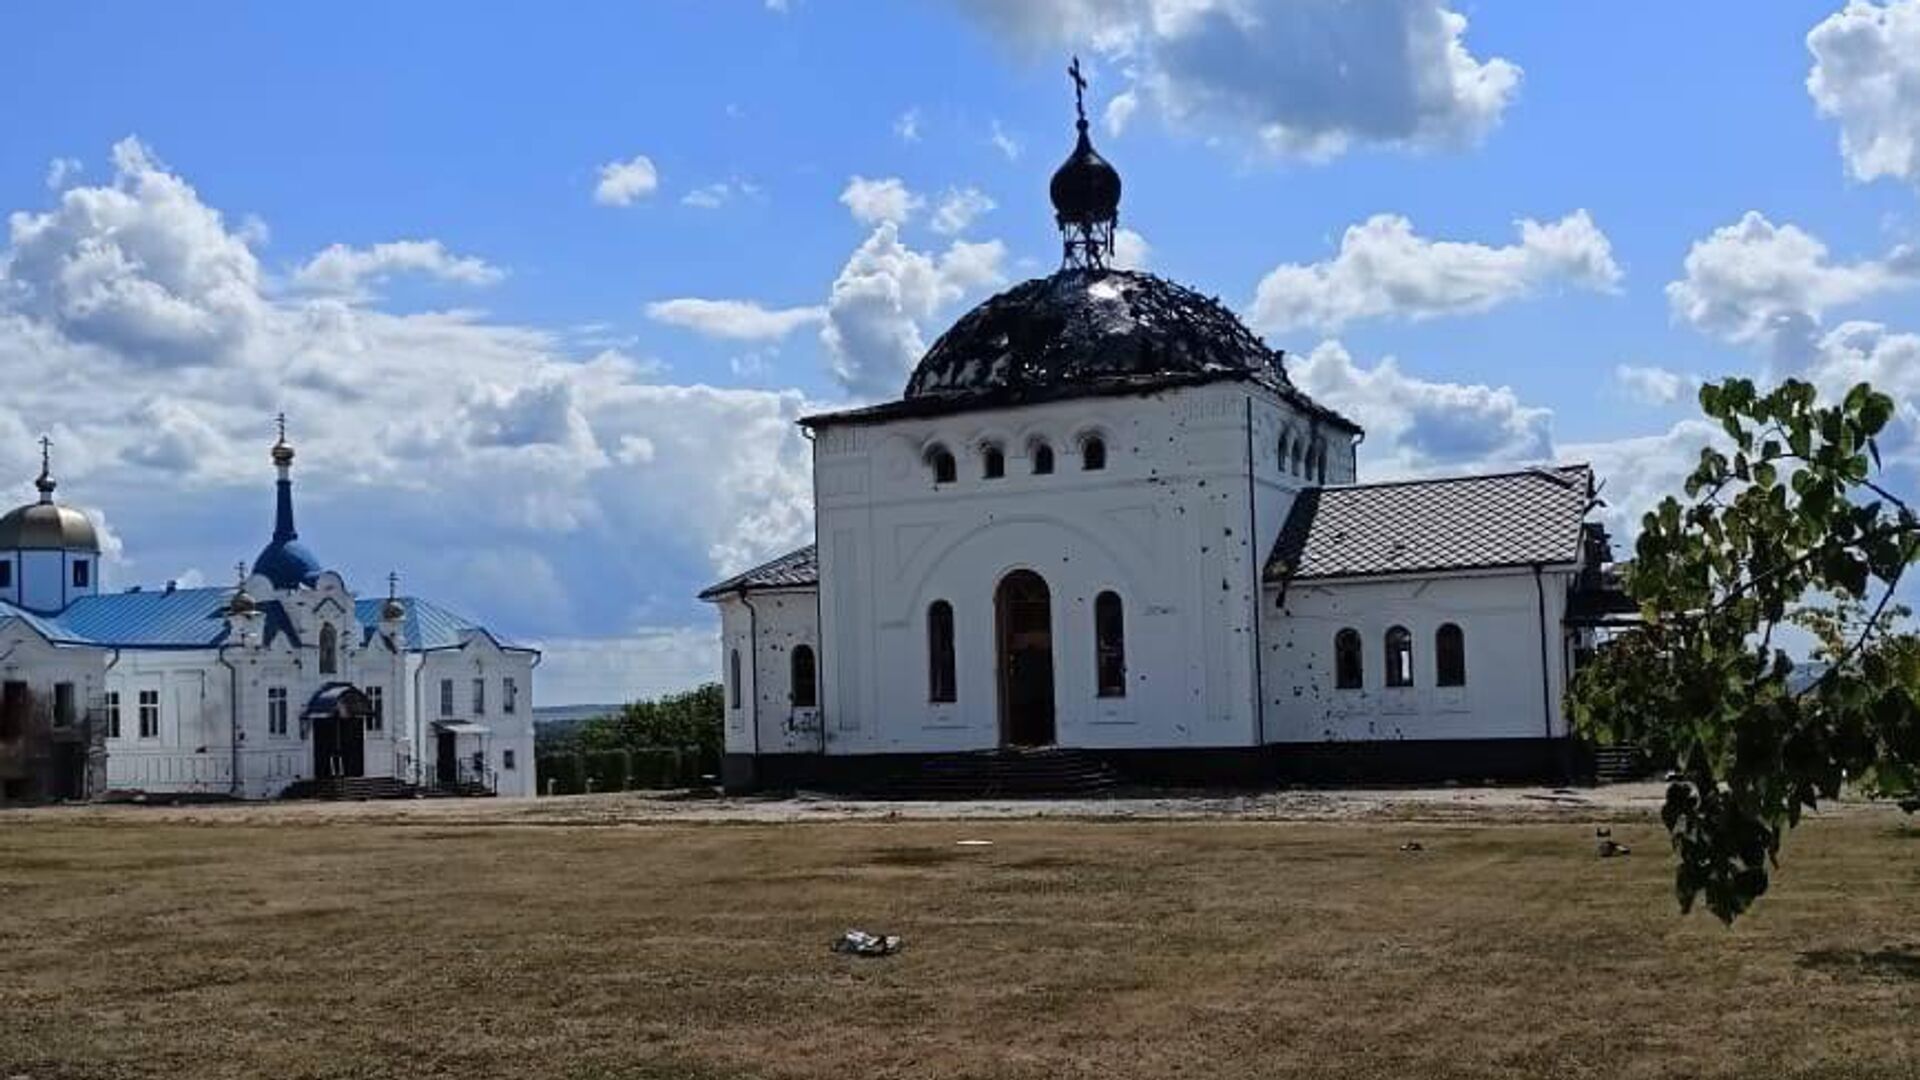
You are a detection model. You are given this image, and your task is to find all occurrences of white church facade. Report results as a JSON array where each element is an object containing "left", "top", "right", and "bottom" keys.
[
  {"left": 0, "top": 431, "right": 537, "bottom": 804},
  {"left": 702, "top": 77, "right": 1625, "bottom": 792}
]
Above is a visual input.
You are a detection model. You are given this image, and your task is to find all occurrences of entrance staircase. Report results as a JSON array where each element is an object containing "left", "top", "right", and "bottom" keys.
[
  {"left": 862, "top": 747, "right": 1121, "bottom": 800},
  {"left": 280, "top": 775, "right": 486, "bottom": 801}
]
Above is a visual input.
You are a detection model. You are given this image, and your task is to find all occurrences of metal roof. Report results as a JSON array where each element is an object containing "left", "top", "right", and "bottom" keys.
[
  {"left": 353, "top": 595, "right": 531, "bottom": 652},
  {"left": 0, "top": 586, "right": 521, "bottom": 654},
  {"left": 699, "top": 544, "right": 819, "bottom": 600},
  {"left": 1265, "top": 465, "right": 1596, "bottom": 582},
  {"left": 57, "top": 587, "right": 237, "bottom": 648}
]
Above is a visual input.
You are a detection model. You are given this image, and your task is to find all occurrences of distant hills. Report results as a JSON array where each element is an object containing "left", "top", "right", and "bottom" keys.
[{"left": 533, "top": 703, "right": 622, "bottom": 747}]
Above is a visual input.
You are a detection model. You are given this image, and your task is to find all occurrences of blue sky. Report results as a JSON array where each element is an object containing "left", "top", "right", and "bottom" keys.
[{"left": 3, "top": 1, "right": 1918, "bottom": 703}]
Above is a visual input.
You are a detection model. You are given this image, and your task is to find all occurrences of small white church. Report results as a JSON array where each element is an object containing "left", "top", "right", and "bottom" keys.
[
  {"left": 0, "top": 428, "right": 537, "bottom": 803},
  {"left": 702, "top": 72, "right": 1626, "bottom": 792}
]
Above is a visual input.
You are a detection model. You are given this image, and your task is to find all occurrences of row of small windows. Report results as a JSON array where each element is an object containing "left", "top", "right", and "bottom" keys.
[
  {"left": 438, "top": 676, "right": 520, "bottom": 717},
  {"left": 0, "top": 559, "right": 90, "bottom": 590},
  {"left": 1333, "top": 624, "right": 1466, "bottom": 690},
  {"left": 926, "top": 434, "right": 1107, "bottom": 484},
  {"left": 1279, "top": 432, "right": 1332, "bottom": 484}
]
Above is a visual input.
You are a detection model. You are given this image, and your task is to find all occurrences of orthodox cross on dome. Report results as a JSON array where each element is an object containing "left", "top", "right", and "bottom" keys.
[
  {"left": 388, "top": 571, "right": 399, "bottom": 600},
  {"left": 1049, "top": 55, "right": 1122, "bottom": 270},
  {"left": 235, "top": 561, "right": 247, "bottom": 585},
  {"left": 275, "top": 412, "right": 287, "bottom": 443},
  {"left": 1068, "top": 56, "right": 1088, "bottom": 127},
  {"left": 34, "top": 434, "right": 55, "bottom": 502}
]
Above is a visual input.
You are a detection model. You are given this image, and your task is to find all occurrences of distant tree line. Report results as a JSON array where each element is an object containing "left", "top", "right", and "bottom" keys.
[{"left": 536, "top": 683, "right": 724, "bottom": 793}]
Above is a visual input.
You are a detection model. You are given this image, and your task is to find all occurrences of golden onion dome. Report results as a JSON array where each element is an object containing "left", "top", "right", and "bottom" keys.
[
  {"left": 227, "top": 588, "right": 258, "bottom": 617},
  {"left": 0, "top": 501, "right": 100, "bottom": 553},
  {"left": 381, "top": 596, "right": 406, "bottom": 621}
]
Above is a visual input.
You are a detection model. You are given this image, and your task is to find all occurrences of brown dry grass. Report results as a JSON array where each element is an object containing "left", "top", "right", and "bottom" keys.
[{"left": 1, "top": 807, "right": 1916, "bottom": 1079}]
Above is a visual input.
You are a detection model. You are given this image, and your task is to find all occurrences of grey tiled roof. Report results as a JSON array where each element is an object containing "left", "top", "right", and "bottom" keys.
[
  {"left": 699, "top": 544, "right": 819, "bottom": 599},
  {"left": 1265, "top": 465, "right": 1595, "bottom": 582}
]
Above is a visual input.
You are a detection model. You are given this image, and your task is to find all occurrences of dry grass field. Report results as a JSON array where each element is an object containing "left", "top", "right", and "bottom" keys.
[{"left": 1, "top": 800, "right": 1915, "bottom": 1080}]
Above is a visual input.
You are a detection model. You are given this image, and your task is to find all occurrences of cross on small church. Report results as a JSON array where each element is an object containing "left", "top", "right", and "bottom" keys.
[
  {"left": 274, "top": 412, "right": 287, "bottom": 444},
  {"left": 387, "top": 571, "right": 399, "bottom": 600},
  {"left": 1068, "top": 56, "right": 1088, "bottom": 123},
  {"left": 38, "top": 434, "right": 51, "bottom": 473}
]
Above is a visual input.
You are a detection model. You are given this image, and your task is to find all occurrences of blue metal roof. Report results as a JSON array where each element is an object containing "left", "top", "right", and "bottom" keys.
[
  {"left": 1, "top": 588, "right": 519, "bottom": 654},
  {"left": 0, "top": 599, "right": 84, "bottom": 644},
  {"left": 57, "top": 587, "right": 235, "bottom": 648},
  {"left": 353, "top": 595, "right": 531, "bottom": 652}
]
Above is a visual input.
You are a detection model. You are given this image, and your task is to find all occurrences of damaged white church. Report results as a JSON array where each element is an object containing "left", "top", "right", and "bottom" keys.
[{"left": 702, "top": 73, "right": 1628, "bottom": 792}]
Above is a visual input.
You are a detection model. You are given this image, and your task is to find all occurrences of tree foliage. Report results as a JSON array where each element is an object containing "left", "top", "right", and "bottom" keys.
[
  {"left": 1569, "top": 377, "right": 1920, "bottom": 923},
  {"left": 576, "top": 683, "right": 725, "bottom": 766}
]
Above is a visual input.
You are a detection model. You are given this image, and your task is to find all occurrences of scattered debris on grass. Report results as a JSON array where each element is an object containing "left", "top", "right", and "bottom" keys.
[
  {"left": 1398, "top": 841, "right": 1424, "bottom": 852},
  {"left": 831, "top": 929, "right": 904, "bottom": 957},
  {"left": 1595, "top": 827, "right": 1631, "bottom": 858}
]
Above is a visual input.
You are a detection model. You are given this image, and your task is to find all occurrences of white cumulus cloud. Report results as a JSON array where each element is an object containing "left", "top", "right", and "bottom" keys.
[
  {"left": 644, "top": 298, "right": 827, "bottom": 341},
  {"left": 839, "top": 176, "right": 923, "bottom": 226},
  {"left": 822, "top": 224, "right": 1007, "bottom": 398},
  {"left": 1807, "top": 0, "right": 1920, "bottom": 187},
  {"left": 1613, "top": 364, "right": 1699, "bottom": 407},
  {"left": 292, "top": 239, "right": 504, "bottom": 297},
  {"left": 1250, "top": 211, "right": 1620, "bottom": 334},
  {"left": 593, "top": 154, "right": 660, "bottom": 206},
  {"left": 931, "top": 187, "right": 997, "bottom": 235},
  {"left": 954, "top": 0, "right": 1521, "bottom": 161}
]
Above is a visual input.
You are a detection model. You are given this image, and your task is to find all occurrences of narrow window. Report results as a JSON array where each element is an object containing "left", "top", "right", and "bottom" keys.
[
  {"left": 266, "top": 687, "right": 287, "bottom": 737},
  {"left": 728, "top": 649, "right": 742, "bottom": 709},
  {"left": 53, "top": 683, "right": 74, "bottom": 727},
  {"left": 1081, "top": 435, "right": 1106, "bottom": 471},
  {"left": 472, "top": 677, "right": 486, "bottom": 715},
  {"left": 982, "top": 444, "right": 1005, "bottom": 479},
  {"left": 927, "top": 445, "right": 956, "bottom": 484},
  {"left": 503, "top": 749, "right": 517, "bottom": 771},
  {"left": 105, "top": 690, "right": 121, "bottom": 739},
  {"left": 503, "top": 676, "right": 518, "bottom": 714},
  {"left": 137, "top": 684, "right": 159, "bottom": 734},
  {"left": 1031, "top": 442, "right": 1054, "bottom": 475},
  {"left": 0, "top": 561, "right": 11, "bottom": 588},
  {"left": 139, "top": 689, "right": 161, "bottom": 738},
  {"left": 72, "top": 559, "right": 90, "bottom": 588},
  {"left": 1278, "top": 434, "right": 1293, "bottom": 475},
  {"left": 1385, "top": 626, "right": 1414, "bottom": 688},
  {"left": 790, "top": 644, "right": 817, "bottom": 708},
  {"left": 1095, "top": 591, "right": 1126, "bottom": 698},
  {"left": 1291, "top": 443, "right": 1305, "bottom": 476},
  {"left": 365, "top": 686, "right": 384, "bottom": 732},
  {"left": 1334, "top": 629, "right": 1363, "bottom": 690},
  {"left": 1436, "top": 623, "right": 1466, "bottom": 687},
  {"left": 927, "top": 600, "right": 956, "bottom": 703},
  {"left": 0, "top": 681, "right": 25, "bottom": 739},
  {"left": 439, "top": 678, "right": 454, "bottom": 717},
  {"left": 318, "top": 623, "right": 338, "bottom": 675}
]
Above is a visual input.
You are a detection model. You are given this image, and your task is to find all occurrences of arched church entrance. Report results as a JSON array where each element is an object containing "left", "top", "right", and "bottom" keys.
[
  {"left": 306, "top": 684, "right": 370, "bottom": 780},
  {"left": 995, "top": 569, "right": 1056, "bottom": 747}
]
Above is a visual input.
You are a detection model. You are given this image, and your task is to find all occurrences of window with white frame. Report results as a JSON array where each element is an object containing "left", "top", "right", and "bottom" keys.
[
  {"left": 138, "top": 689, "right": 161, "bottom": 739},
  {"left": 267, "top": 687, "right": 288, "bottom": 736},
  {"left": 472, "top": 677, "right": 486, "bottom": 715},
  {"left": 503, "top": 748, "right": 517, "bottom": 771},
  {"left": 365, "top": 686, "right": 384, "bottom": 732},
  {"left": 503, "top": 676, "right": 518, "bottom": 714},
  {"left": 439, "top": 678, "right": 454, "bottom": 717},
  {"left": 105, "top": 690, "right": 121, "bottom": 738}
]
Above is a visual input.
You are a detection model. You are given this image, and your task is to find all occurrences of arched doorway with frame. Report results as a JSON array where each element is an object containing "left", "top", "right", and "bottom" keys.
[{"left": 994, "top": 568, "right": 1056, "bottom": 747}]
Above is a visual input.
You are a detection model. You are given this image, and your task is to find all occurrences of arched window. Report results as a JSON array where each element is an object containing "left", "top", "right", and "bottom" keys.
[
  {"left": 1278, "top": 433, "right": 1293, "bottom": 474},
  {"left": 982, "top": 443, "right": 1005, "bottom": 479},
  {"left": 927, "top": 600, "right": 956, "bottom": 703},
  {"left": 1094, "top": 591, "right": 1126, "bottom": 698},
  {"left": 927, "top": 445, "right": 956, "bottom": 484},
  {"left": 1310, "top": 442, "right": 1327, "bottom": 484},
  {"left": 1031, "top": 442, "right": 1055, "bottom": 475},
  {"left": 1291, "top": 442, "right": 1306, "bottom": 476},
  {"left": 728, "top": 648, "right": 742, "bottom": 709},
  {"left": 319, "top": 623, "right": 338, "bottom": 675},
  {"left": 1385, "top": 626, "right": 1414, "bottom": 688},
  {"left": 1334, "top": 629, "right": 1363, "bottom": 689},
  {"left": 790, "top": 644, "right": 817, "bottom": 708},
  {"left": 1081, "top": 435, "right": 1107, "bottom": 471},
  {"left": 1436, "top": 623, "right": 1466, "bottom": 687}
]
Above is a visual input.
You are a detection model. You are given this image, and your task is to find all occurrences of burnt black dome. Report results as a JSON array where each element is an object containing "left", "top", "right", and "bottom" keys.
[
  {"left": 1050, "top": 123, "right": 1122, "bottom": 225},
  {"left": 904, "top": 268, "right": 1286, "bottom": 401}
]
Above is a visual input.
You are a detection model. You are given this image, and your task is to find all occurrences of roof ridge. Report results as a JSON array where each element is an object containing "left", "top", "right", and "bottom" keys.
[{"left": 1317, "top": 462, "right": 1591, "bottom": 494}]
